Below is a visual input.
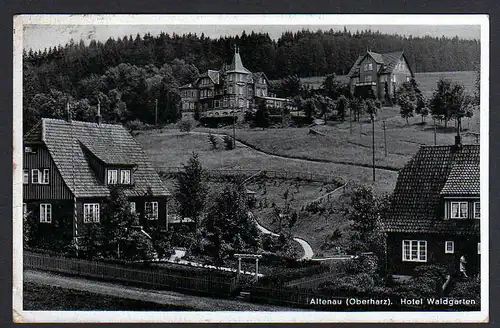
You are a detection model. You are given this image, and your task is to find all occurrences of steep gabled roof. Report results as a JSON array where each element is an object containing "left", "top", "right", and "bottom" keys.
[
  {"left": 441, "top": 163, "right": 480, "bottom": 195},
  {"left": 24, "top": 118, "right": 169, "bottom": 198},
  {"left": 382, "top": 144, "right": 480, "bottom": 234},
  {"left": 252, "top": 72, "right": 269, "bottom": 84},
  {"left": 380, "top": 51, "right": 408, "bottom": 74},
  {"left": 347, "top": 55, "right": 363, "bottom": 78},
  {"left": 179, "top": 83, "right": 194, "bottom": 89},
  {"left": 348, "top": 50, "right": 414, "bottom": 77}
]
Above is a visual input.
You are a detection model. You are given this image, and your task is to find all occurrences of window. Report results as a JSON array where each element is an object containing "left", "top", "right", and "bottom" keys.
[
  {"left": 214, "top": 100, "right": 219, "bottom": 108},
  {"left": 451, "top": 202, "right": 468, "bottom": 219},
  {"left": 190, "top": 102, "right": 194, "bottom": 110},
  {"left": 364, "top": 63, "right": 373, "bottom": 71},
  {"left": 228, "top": 74, "right": 233, "bottom": 82},
  {"left": 445, "top": 241, "right": 454, "bottom": 254},
  {"left": 120, "top": 169, "right": 131, "bottom": 184},
  {"left": 130, "top": 202, "right": 136, "bottom": 213},
  {"left": 239, "top": 86, "right": 244, "bottom": 95},
  {"left": 239, "top": 99, "right": 244, "bottom": 108},
  {"left": 42, "top": 169, "right": 49, "bottom": 184},
  {"left": 474, "top": 202, "right": 480, "bottom": 219},
  {"left": 406, "top": 76, "right": 411, "bottom": 82},
  {"left": 477, "top": 242, "right": 481, "bottom": 254},
  {"left": 40, "top": 203, "right": 52, "bottom": 223},
  {"left": 23, "top": 169, "right": 28, "bottom": 184},
  {"left": 365, "top": 76, "right": 372, "bottom": 82},
  {"left": 402, "top": 240, "right": 427, "bottom": 262},
  {"left": 31, "top": 169, "right": 40, "bottom": 184},
  {"left": 229, "top": 86, "right": 234, "bottom": 94},
  {"left": 145, "top": 201, "right": 158, "bottom": 220},
  {"left": 83, "top": 203, "right": 100, "bottom": 223},
  {"left": 391, "top": 75, "right": 396, "bottom": 82},
  {"left": 107, "top": 169, "right": 118, "bottom": 185}
]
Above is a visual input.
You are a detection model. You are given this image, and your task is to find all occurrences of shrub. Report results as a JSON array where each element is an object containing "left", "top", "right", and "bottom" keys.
[
  {"left": 208, "top": 133, "right": 218, "bottom": 149},
  {"left": 179, "top": 120, "right": 192, "bottom": 132},
  {"left": 126, "top": 119, "right": 148, "bottom": 132},
  {"left": 223, "top": 135, "right": 234, "bottom": 150}
]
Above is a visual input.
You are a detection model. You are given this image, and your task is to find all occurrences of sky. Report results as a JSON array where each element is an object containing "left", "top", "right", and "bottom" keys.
[{"left": 23, "top": 24, "right": 481, "bottom": 52}]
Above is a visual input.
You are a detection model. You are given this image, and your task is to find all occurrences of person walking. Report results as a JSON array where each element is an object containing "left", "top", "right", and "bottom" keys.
[{"left": 459, "top": 254, "right": 468, "bottom": 278}]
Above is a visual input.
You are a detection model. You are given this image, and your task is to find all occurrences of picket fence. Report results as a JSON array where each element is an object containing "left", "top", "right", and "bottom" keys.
[{"left": 24, "top": 251, "right": 237, "bottom": 296}]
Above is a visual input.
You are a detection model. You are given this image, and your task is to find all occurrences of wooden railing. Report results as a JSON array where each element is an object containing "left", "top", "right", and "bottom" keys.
[
  {"left": 159, "top": 167, "right": 343, "bottom": 185},
  {"left": 24, "top": 251, "right": 237, "bottom": 296}
]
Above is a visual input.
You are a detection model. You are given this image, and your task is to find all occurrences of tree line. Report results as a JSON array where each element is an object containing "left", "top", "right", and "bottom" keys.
[{"left": 23, "top": 29, "right": 479, "bottom": 131}]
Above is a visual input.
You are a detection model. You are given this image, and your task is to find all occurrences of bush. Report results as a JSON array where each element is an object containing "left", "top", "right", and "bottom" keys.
[
  {"left": 449, "top": 276, "right": 480, "bottom": 305},
  {"left": 395, "top": 265, "right": 448, "bottom": 299},
  {"left": 223, "top": 135, "right": 234, "bottom": 150},
  {"left": 179, "top": 120, "right": 192, "bottom": 132},
  {"left": 126, "top": 119, "right": 149, "bottom": 132},
  {"left": 208, "top": 133, "right": 218, "bottom": 149}
]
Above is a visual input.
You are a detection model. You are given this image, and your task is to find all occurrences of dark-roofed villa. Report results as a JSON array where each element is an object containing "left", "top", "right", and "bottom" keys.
[
  {"left": 23, "top": 117, "right": 170, "bottom": 247},
  {"left": 382, "top": 137, "right": 480, "bottom": 279},
  {"left": 348, "top": 50, "right": 414, "bottom": 99},
  {"left": 179, "top": 47, "right": 295, "bottom": 120}
]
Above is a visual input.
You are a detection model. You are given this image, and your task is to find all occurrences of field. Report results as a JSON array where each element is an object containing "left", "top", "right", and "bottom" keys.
[{"left": 136, "top": 130, "right": 398, "bottom": 194}]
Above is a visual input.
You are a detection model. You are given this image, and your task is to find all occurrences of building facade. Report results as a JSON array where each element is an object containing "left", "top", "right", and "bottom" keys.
[
  {"left": 348, "top": 50, "right": 414, "bottom": 99},
  {"left": 179, "top": 47, "right": 294, "bottom": 120},
  {"left": 382, "top": 138, "right": 480, "bottom": 279},
  {"left": 23, "top": 117, "right": 170, "bottom": 246}
]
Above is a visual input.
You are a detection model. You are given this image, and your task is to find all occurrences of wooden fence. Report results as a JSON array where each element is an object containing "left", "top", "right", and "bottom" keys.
[
  {"left": 160, "top": 167, "right": 343, "bottom": 185},
  {"left": 24, "top": 251, "right": 237, "bottom": 297}
]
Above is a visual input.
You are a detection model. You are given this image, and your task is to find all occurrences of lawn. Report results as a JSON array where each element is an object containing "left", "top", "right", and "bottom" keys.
[
  {"left": 23, "top": 282, "right": 193, "bottom": 311},
  {"left": 136, "top": 130, "right": 398, "bottom": 194}
]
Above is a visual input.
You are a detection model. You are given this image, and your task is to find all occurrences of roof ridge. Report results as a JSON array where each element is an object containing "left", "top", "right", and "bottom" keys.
[{"left": 42, "top": 117, "right": 124, "bottom": 127}]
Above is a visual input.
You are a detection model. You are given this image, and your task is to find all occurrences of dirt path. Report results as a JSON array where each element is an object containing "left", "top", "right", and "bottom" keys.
[
  {"left": 251, "top": 212, "right": 314, "bottom": 260},
  {"left": 24, "top": 270, "right": 298, "bottom": 311}
]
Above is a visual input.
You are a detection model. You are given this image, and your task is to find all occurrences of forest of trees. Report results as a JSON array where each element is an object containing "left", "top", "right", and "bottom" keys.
[{"left": 23, "top": 28, "right": 479, "bottom": 131}]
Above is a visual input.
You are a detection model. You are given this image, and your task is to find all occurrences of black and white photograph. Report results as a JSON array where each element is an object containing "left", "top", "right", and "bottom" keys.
[{"left": 12, "top": 14, "right": 489, "bottom": 323}]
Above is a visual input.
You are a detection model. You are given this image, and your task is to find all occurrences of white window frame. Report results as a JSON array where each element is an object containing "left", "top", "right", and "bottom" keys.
[
  {"left": 31, "top": 169, "right": 40, "bottom": 184},
  {"left": 474, "top": 201, "right": 480, "bottom": 219},
  {"left": 365, "top": 76, "right": 372, "bottom": 82},
  {"left": 23, "top": 169, "right": 29, "bottom": 184},
  {"left": 120, "top": 169, "right": 131, "bottom": 185},
  {"left": 40, "top": 203, "right": 52, "bottom": 223},
  {"left": 145, "top": 201, "right": 159, "bottom": 220},
  {"left": 41, "top": 169, "right": 49, "bottom": 184},
  {"left": 445, "top": 241, "right": 454, "bottom": 254},
  {"left": 107, "top": 169, "right": 118, "bottom": 185},
  {"left": 130, "top": 201, "right": 136, "bottom": 213},
  {"left": 402, "top": 240, "right": 427, "bottom": 262},
  {"left": 83, "top": 203, "right": 100, "bottom": 223},
  {"left": 451, "top": 201, "right": 468, "bottom": 219},
  {"left": 368, "top": 63, "right": 373, "bottom": 71}
]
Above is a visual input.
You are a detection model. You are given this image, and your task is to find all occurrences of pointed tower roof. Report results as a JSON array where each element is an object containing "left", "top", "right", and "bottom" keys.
[{"left": 227, "top": 46, "right": 251, "bottom": 74}]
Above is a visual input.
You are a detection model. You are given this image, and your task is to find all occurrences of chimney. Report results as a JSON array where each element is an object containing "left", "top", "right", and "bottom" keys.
[
  {"left": 66, "top": 102, "right": 72, "bottom": 122},
  {"left": 96, "top": 98, "right": 102, "bottom": 125}
]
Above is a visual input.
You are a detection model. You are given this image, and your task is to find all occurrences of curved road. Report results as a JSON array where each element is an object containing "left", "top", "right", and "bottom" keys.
[{"left": 250, "top": 212, "right": 314, "bottom": 260}]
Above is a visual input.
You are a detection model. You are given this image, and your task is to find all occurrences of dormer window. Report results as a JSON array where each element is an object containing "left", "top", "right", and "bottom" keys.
[
  {"left": 474, "top": 202, "right": 480, "bottom": 219},
  {"left": 450, "top": 202, "right": 468, "bottom": 219},
  {"left": 120, "top": 169, "right": 131, "bottom": 185},
  {"left": 107, "top": 169, "right": 118, "bottom": 185}
]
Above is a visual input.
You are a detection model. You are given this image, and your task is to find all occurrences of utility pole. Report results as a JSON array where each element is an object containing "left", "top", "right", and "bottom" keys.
[
  {"left": 383, "top": 120, "right": 387, "bottom": 157},
  {"left": 232, "top": 109, "right": 236, "bottom": 149},
  {"left": 372, "top": 114, "right": 375, "bottom": 182},
  {"left": 349, "top": 106, "right": 352, "bottom": 135},
  {"left": 433, "top": 117, "right": 437, "bottom": 145},
  {"left": 155, "top": 98, "right": 158, "bottom": 126}
]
